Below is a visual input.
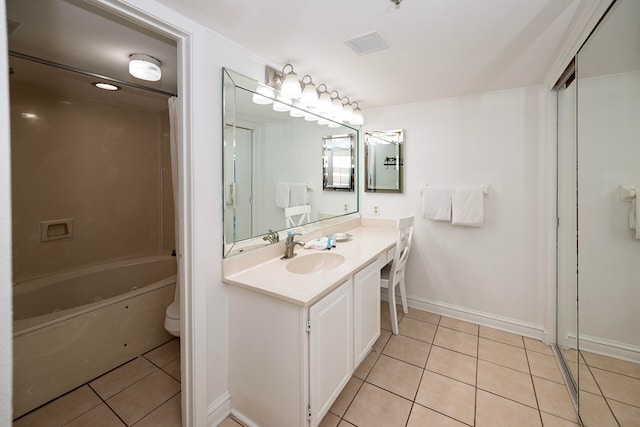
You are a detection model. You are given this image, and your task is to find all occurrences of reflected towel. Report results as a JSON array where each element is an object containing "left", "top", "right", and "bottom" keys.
[
  {"left": 422, "top": 186, "right": 452, "bottom": 221},
  {"left": 630, "top": 187, "right": 639, "bottom": 239},
  {"left": 276, "top": 183, "right": 290, "bottom": 209},
  {"left": 452, "top": 186, "right": 484, "bottom": 227},
  {"left": 290, "top": 183, "right": 308, "bottom": 206}
]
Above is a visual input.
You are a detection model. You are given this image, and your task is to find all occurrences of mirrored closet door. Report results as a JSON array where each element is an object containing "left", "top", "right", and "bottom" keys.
[{"left": 557, "top": 0, "right": 640, "bottom": 425}]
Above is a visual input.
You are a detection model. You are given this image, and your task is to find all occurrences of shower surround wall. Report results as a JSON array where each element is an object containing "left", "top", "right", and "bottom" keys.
[{"left": 10, "top": 81, "right": 174, "bottom": 283}]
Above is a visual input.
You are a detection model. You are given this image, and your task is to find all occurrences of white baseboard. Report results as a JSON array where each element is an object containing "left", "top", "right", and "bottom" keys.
[
  {"left": 382, "top": 291, "right": 546, "bottom": 342},
  {"left": 207, "top": 391, "right": 231, "bottom": 427},
  {"left": 566, "top": 332, "right": 640, "bottom": 364},
  {"left": 229, "top": 410, "right": 259, "bottom": 427}
]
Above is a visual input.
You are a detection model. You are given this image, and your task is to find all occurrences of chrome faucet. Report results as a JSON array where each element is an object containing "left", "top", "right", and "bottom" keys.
[
  {"left": 262, "top": 229, "right": 279, "bottom": 244},
  {"left": 282, "top": 233, "right": 304, "bottom": 259}
]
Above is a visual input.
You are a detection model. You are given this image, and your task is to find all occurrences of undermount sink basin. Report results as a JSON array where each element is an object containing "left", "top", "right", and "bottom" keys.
[{"left": 286, "top": 253, "right": 346, "bottom": 275}]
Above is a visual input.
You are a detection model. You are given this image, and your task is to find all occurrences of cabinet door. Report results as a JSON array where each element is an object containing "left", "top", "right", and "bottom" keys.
[
  {"left": 354, "top": 259, "right": 381, "bottom": 366},
  {"left": 309, "top": 279, "right": 353, "bottom": 427}
]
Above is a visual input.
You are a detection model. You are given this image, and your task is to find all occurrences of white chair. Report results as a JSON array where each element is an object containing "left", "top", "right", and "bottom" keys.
[
  {"left": 285, "top": 204, "right": 311, "bottom": 227},
  {"left": 381, "top": 215, "right": 414, "bottom": 335}
]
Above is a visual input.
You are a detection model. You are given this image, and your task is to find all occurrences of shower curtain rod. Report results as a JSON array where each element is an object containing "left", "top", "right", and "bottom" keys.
[{"left": 9, "top": 50, "right": 177, "bottom": 98}]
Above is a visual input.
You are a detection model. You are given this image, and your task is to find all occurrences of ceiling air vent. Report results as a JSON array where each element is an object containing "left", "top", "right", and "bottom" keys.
[{"left": 345, "top": 31, "right": 389, "bottom": 56}]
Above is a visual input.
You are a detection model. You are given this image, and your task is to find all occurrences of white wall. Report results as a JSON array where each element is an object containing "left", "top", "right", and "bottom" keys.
[
  {"left": 577, "top": 70, "right": 640, "bottom": 358},
  {"left": 363, "top": 86, "right": 550, "bottom": 336}
]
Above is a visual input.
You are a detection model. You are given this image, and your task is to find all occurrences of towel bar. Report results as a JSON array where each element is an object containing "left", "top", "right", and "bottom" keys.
[
  {"left": 420, "top": 184, "right": 490, "bottom": 196},
  {"left": 619, "top": 185, "right": 636, "bottom": 202}
]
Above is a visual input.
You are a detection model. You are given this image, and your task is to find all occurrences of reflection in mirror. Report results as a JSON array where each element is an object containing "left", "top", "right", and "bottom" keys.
[
  {"left": 364, "top": 130, "right": 404, "bottom": 193},
  {"left": 556, "top": 0, "right": 640, "bottom": 424},
  {"left": 323, "top": 134, "right": 355, "bottom": 191},
  {"left": 223, "top": 68, "right": 360, "bottom": 257}
]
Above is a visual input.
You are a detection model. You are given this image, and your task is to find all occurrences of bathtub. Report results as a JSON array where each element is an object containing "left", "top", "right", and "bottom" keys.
[{"left": 12, "top": 256, "right": 177, "bottom": 418}]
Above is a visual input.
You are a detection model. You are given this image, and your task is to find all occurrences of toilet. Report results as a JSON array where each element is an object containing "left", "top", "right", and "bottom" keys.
[{"left": 164, "top": 278, "right": 180, "bottom": 337}]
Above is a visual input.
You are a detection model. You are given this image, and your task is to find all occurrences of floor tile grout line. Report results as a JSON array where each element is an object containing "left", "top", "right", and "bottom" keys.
[
  {"left": 474, "top": 325, "right": 479, "bottom": 427},
  {"left": 129, "top": 390, "right": 181, "bottom": 426},
  {"left": 522, "top": 334, "right": 545, "bottom": 426},
  {"left": 581, "top": 358, "right": 623, "bottom": 426}
]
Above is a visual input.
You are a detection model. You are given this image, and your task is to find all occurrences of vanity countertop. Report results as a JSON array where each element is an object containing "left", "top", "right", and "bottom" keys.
[{"left": 223, "top": 225, "right": 397, "bottom": 307}]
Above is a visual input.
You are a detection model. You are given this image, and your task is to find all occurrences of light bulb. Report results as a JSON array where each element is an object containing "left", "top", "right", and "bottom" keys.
[
  {"left": 280, "top": 64, "right": 301, "bottom": 99},
  {"left": 253, "top": 85, "right": 274, "bottom": 105}
]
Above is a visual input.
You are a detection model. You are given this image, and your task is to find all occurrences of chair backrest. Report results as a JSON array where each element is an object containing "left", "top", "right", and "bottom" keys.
[
  {"left": 389, "top": 215, "right": 414, "bottom": 285},
  {"left": 285, "top": 204, "right": 312, "bottom": 227}
]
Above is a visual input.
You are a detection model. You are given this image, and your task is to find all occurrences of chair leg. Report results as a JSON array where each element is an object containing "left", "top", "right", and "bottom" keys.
[
  {"left": 388, "top": 284, "right": 399, "bottom": 335},
  {"left": 399, "top": 277, "right": 408, "bottom": 315}
]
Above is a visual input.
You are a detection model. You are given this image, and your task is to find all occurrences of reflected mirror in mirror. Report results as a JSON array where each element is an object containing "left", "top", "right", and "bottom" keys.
[
  {"left": 364, "top": 130, "right": 404, "bottom": 193},
  {"left": 323, "top": 134, "right": 355, "bottom": 191},
  {"left": 223, "top": 68, "right": 359, "bottom": 257}
]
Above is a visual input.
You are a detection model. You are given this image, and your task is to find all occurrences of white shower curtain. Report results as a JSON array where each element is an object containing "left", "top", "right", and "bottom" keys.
[{"left": 168, "top": 96, "right": 181, "bottom": 309}]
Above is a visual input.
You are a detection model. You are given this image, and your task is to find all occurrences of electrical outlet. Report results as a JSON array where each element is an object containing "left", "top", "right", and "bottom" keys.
[{"left": 373, "top": 206, "right": 379, "bottom": 216}]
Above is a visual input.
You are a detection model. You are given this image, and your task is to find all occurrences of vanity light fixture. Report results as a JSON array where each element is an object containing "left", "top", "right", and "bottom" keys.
[
  {"left": 290, "top": 100, "right": 306, "bottom": 117},
  {"left": 92, "top": 82, "right": 120, "bottom": 91},
  {"left": 280, "top": 64, "right": 302, "bottom": 99},
  {"left": 330, "top": 90, "right": 344, "bottom": 119},
  {"left": 262, "top": 64, "right": 365, "bottom": 125},
  {"left": 253, "top": 84, "right": 275, "bottom": 105},
  {"left": 273, "top": 95, "right": 293, "bottom": 112},
  {"left": 317, "top": 84, "right": 333, "bottom": 114},
  {"left": 300, "top": 75, "right": 319, "bottom": 107},
  {"left": 341, "top": 97, "right": 354, "bottom": 122},
  {"left": 128, "top": 53, "right": 162, "bottom": 82},
  {"left": 350, "top": 102, "right": 364, "bottom": 125}
]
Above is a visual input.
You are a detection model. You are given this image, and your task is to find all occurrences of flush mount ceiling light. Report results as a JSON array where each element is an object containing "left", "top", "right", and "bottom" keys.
[
  {"left": 92, "top": 82, "right": 120, "bottom": 91},
  {"left": 129, "top": 53, "right": 162, "bottom": 81}
]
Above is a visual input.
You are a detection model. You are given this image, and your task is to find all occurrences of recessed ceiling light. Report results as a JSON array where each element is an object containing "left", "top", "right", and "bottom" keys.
[
  {"left": 92, "top": 82, "right": 121, "bottom": 91},
  {"left": 129, "top": 53, "right": 162, "bottom": 81}
]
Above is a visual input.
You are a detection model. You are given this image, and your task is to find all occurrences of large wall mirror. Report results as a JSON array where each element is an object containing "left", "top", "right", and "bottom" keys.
[
  {"left": 223, "top": 68, "right": 359, "bottom": 257},
  {"left": 556, "top": 0, "right": 640, "bottom": 424},
  {"left": 364, "top": 130, "right": 403, "bottom": 193}
]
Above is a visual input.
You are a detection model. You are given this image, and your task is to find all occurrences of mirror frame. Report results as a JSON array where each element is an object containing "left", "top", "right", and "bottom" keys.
[
  {"left": 222, "top": 68, "right": 361, "bottom": 257},
  {"left": 364, "top": 129, "right": 404, "bottom": 193},
  {"left": 323, "top": 133, "right": 356, "bottom": 191}
]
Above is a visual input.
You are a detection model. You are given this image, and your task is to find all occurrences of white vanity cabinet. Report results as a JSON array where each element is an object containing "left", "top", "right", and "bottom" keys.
[
  {"left": 353, "top": 259, "right": 382, "bottom": 366},
  {"left": 228, "top": 258, "right": 384, "bottom": 427}
]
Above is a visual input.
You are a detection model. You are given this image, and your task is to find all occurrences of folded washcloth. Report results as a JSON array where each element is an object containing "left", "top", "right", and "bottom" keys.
[
  {"left": 304, "top": 236, "right": 335, "bottom": 250},
  {"left": 422, "top": 185, "right": 452, "bottom": 220},
  {"left": 452, "top": 186, "right": 484, "bottom": 227}
]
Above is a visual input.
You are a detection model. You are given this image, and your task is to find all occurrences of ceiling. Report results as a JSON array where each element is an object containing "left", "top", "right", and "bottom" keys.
[
  {"left": 6, "top": 0, "right": 605, "bottom": 111},
  {"left": 154, "top": 0, "right": 600, "bottom": 108}
]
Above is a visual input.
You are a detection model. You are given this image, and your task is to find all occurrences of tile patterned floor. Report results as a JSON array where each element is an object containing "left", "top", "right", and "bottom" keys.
[
  {"left": 223, "top": 304, "right": 583, "bottom": 427},
  {"left": 13, "top": 338, "right": 181, "bottom": 427},
  {"left": 563, "top": 348, "right": 640, "bottom": 426},
  {"left": 16, "top": 304, "right": 639, "bottom": 427}
]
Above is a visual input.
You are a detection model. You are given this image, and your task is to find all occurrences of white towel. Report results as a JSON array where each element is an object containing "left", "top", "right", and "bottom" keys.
[
  {"left": 630, "top": 187, "right": 639, "bottom": 239},
  {"left": 422, "top": 186, "right": 452, "bottom": 221},
  {"left": 452, "top": 186, "right": 484, "bottom": 227},
  {"left": 276, "top": 183, "right": 290, "bottom": 209},
  {"left": 290, "top": 183, "right": 307, "bottom": 207}
]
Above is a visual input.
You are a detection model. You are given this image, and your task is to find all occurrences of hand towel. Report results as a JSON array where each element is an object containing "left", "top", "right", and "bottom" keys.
[
  {"left": 276, "top": 183, "right": 290, "bottom": 209},
  {"left": 629, "top": 187, "right": 639, "bottom": 239},
  {"left": 290, "top": 183, "right": 308, "bottom": 206},
  {"left": 452, "top": 186, "right": 484, "bottom": 227},
  {"left": 422, "top": 186, "right": 452, "bottom": 221}
]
